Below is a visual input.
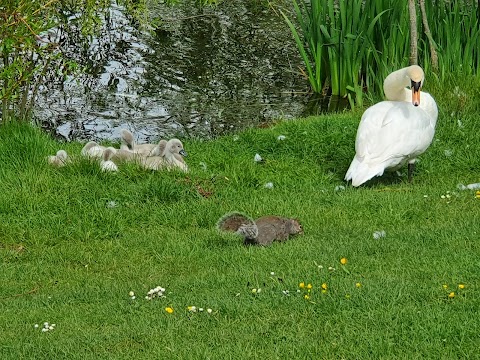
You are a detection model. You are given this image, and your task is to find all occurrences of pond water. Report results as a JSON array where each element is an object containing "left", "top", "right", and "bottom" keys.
[{"left": 35, "top": 0, "right": 345, "bottom": 143}]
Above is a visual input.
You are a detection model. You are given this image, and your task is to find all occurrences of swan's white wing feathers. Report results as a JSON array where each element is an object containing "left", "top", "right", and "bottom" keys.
[
  {"left": 347, "top": 100, "right": 436, "bottom": 186},
  {"left": 356, "top": 102, "right": 434, "bottom": 165}
]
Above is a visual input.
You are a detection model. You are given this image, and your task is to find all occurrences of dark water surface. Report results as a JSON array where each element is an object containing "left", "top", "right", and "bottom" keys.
[{"left": 35, "top": 0, "right": 339, "bottom": 143}]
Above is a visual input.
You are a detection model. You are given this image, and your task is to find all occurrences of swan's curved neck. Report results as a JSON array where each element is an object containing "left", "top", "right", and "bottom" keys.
[{"left": 383, "top": 68, "right": 412, "bottom": 102}]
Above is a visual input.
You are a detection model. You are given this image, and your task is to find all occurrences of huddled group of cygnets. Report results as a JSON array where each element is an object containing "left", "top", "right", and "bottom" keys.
[{"left": 47, "top": 129, "right": 188, "bottom": 173}]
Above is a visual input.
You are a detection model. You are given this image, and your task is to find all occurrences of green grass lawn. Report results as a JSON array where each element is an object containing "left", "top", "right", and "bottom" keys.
[{"left": 1, "top": 79, "right": 480, "bottom": 359}]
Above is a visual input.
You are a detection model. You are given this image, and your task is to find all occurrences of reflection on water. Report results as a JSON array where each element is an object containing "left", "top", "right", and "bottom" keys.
[{"left": 35, "top": 0, "right": 346, "bottom": 143}]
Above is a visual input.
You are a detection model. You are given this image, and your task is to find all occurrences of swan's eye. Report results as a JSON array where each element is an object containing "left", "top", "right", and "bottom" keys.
[{"left": 411, "top": 80, "right": 421, "bottom": 92}]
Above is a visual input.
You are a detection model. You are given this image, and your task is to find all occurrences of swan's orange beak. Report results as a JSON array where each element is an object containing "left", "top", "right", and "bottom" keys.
[{"left": 411, "top": 80, "right": 421, "bottom": 107}]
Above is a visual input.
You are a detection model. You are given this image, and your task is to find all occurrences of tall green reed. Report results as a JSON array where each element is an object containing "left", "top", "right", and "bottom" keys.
[
  {"left": 282, "top": 0, "right": 397, "bottom": 108},
  {"left": 284, "top": 0, "right": 480, "bottom": 108},
  {"left": 422, "top": 0, "right": 480, "bottom": 78},
  {"left": 281, "top": 0, "right": 326, "bottom": 94}
]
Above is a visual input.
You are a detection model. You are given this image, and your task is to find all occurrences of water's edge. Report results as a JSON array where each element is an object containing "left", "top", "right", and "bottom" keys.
[{"left": 35, "top": 1, "right": 346, "bottom": 143}]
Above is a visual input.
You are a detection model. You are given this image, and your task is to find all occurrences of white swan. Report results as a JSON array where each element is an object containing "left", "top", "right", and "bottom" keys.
[
  {"left": 47, "top": 150, "right": 69, "bottom": 167},
  {"left": 345, "top": 65, "right": 438, "bottom": 187},
  {"left": 100, "top": 147, "right": 119, "bottom": 172},
  {"left": 138, "top": 138, "right": 188, "bottom": 172}
]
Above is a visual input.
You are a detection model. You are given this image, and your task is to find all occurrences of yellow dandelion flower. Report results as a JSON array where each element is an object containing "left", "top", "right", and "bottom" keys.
[
  {"left": 448, "top": 292, "right": 455, "bottom": 299},
  {"left": 321, "top": 283, "right": 327, "bottom": 290},
  {"left": 442, "top": 284, "right": 448, "bottom": 290},
  {"left": 307, "top": 283, "right": 313, "bottom": 289},
  {"left": 165, "top": 307, "right": 174, "bottom": 314},
  {"left": 340, "top": 257, "right": 348, "bottom": 265},
  {"left": 299, "top": 282, "right": 305, "bottom": 289},
  {"left": 458, "top": 284, "right": 465, "bottom": 289},
  {"left": 304, "top": 294, "right": 310, "bottom": 300},
  {"left": 321, "top": 289, "right": 327, "bottom": 294},
  {"left": 355, "top": 282, "right": 362, "bottom": 288},
  {"left": 476, "top": 191, "right": 480, "bottom": 199}
]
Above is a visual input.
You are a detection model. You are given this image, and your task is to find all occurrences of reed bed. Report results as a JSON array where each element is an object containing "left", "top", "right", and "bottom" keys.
[{"left": 284, "top": 0, "right": 480, "bottom": 107}]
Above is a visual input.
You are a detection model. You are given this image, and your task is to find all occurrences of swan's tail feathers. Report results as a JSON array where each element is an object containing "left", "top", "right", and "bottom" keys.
[
  {"left": 120, "top": 129, "right": 135, "bottom": 150},
  {"left": 345, "top": 156, "right": 384, "bottom": 187},
  {"left": 344, "top": 156, "right": 359, "bottom": 182}
]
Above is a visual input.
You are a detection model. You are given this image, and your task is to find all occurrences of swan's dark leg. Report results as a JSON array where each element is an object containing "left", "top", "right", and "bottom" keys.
[{"left": 408, "top": 163, "right": 416, "bottom": 183}]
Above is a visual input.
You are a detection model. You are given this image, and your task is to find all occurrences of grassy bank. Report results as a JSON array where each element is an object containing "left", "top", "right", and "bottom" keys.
[{"left": 1, "top": 77, "right": 480, "bottom": 358}]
